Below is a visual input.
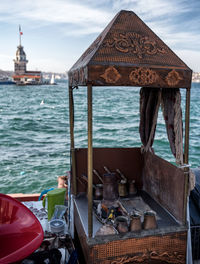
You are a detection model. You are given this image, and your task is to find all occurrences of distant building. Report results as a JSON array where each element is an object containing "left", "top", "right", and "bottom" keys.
[{"left": 13, "top": 26, "right": 42, "bottom": 85}]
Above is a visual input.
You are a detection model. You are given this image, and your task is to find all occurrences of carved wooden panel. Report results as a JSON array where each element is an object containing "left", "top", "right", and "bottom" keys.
[
  {"left": 165, "top": 70, "right": 183, "bottom": 86},
  {"left": 69, "top": 65, "right": 191, "bottom": 88},
  {"left": 100, "top": 66, "right": 121, "bottom": 83},
  {"left": 129, "top": 68, "right": 159, "bottom": 86},
  {"left": 87, "top": 65, "right": 191, "bottom": 88},
  {"left": 102, "top": 32, "right": 166, "bottom": 59},
  {"left": 90, "top": 232, "right": 186, "bottom": 263},
  {"left": 143, "top": 151, "right": 185, "bottom": 223}
]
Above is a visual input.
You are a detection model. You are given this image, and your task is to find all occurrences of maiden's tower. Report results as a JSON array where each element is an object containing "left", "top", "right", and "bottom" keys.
[{"left": 13, "top": 26, "right": 42, "bottom": 85}]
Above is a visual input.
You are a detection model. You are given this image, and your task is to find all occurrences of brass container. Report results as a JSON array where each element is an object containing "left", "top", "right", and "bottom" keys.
[
  {"left": 118, "top": 180, "right": 127, "bottom": 197},
  {"left": 103, "top": 173, "right": 119, "bottom": 201},
  {"left": 129, "top": 180, "right": 137, "bottom": 195},
  {"left": 94, "top": 184, "right": 103, "bottom": 200},
  {"left": 115, "top": 216, "right": 129, "bottom": 233},
  {"left": 130, "top": 213, "right": 142, "bottom": 232},
  {"left": 143, "top": 211, "right": 157, "bottom": 230}
]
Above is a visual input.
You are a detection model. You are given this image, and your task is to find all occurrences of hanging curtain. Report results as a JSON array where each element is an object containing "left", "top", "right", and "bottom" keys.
[
  {"left": 139, "top": 87, "right": 194, "bottom": 190},
  {"left": 161, "top": 88, "right": 183, "bottom": 165},
  {"left": 139, "top": 87, "right": 161, "bottom": 152}
]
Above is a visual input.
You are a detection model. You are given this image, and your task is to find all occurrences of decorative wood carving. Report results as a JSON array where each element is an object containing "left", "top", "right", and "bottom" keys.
[
  {"left": 101, "top": 66, "right": 121, "bottom": 83},
  {"left": 69, "top": 67, "right": 87, "bottom": 86},
  {"left": 103, "top": 32, "right": 166, "bottom": 59},
  {"left": 129, "top": 67, "right": 159, "bottom": 85},
  {"left": 165, "top": 70, "right": 182, "bottom": 86},
  {"left": 110, "top": 250, "right": 185, "bottom": 264}
]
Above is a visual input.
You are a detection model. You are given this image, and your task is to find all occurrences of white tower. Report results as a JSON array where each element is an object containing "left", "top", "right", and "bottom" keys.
[{"left": 14, "top": 25, "right": 28, "bottom": 75}]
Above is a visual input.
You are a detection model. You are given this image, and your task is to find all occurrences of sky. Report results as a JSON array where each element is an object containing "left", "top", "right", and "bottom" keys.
[{"left": 0, "top": 0, "right": 200, "bottom": 73}]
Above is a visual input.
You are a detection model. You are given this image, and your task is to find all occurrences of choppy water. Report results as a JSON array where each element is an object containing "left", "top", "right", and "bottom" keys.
[{"left": 0, "top": 82, "right": 199, "bottom": 194}]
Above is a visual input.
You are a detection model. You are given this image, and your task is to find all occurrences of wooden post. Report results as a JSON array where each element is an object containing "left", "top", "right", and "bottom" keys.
[
  {"left": 87, "top": 84, "right": 93, "bottom": 237},
  {"left": 184, "top": 87, "right": 191, "bottom": 165},
  {"left": 183, "top": 86, "right": 191, "bottom": 223},
  {"left": 69, "top": 86, "right": 77, "bottom": 195}
]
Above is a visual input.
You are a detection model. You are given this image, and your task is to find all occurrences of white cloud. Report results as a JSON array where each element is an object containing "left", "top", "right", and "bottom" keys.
[
  {"left": 0, "top": 0, "right": 112, "bottom": 31},
  {"left": 0, "top": 0, "right": 199, "bottom": 72},
  {"left": 28, "top": 57, "right": 67, "bottom": 73},
  {"left": 0, "top": 0, "right": 199, "bottom": 41},
  {"left": 0, "top": 54, "right": 14, "bottom": 71},
  {"left": 112, "top": 0, "right": 192, "bottom": 18},
  {"left": 175, "top": 49, "right": 200, "bottom": 72}
]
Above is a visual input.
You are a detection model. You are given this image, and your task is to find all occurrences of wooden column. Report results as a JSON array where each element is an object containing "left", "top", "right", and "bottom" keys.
[
  {"left": 184, "top": 87, "right": 191, "bottom": 165},
  {"left": 183, "top": 86, "right": 191, "bottom": 223},
  {"left": 87, "top": 84, "right": 93, "bottom": 237},
  {"left": 69, "top": 86, "right": 77, "bottom": 195}
]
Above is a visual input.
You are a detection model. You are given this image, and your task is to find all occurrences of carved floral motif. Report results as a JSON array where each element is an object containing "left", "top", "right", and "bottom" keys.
[
  {"left": 103, "top": 32, "right": 166, "bottom": 58},
  {"left": 129, "top": 67, "right": 158, "bottom": 85},
  {"left": 110, "top": 250, "right": 185, "bottom": 264},
  {"left": 165, "top": 70, "right": 182, "bottom": 86},
  {"left": 101, "top": 66, "right": 121, "bottom": 83}
]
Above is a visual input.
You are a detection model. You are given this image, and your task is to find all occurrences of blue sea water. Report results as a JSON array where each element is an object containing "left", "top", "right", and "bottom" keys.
[{"left": 0, "top": 82, "right": 199, "bottom": 194}]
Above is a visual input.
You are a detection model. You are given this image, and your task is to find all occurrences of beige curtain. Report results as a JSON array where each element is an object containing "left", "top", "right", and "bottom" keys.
[
  {"left": 161, "top": 88, "right": 183, "bottom": 165},
  {"left": 139, "top": 87, "right": 194, "bottom": 190},
  {"left": 139, "top": 87, "right": 161, "bottom": 152},
  {"left": 139, "top": 87, "right": 183, "bottom": 164}
]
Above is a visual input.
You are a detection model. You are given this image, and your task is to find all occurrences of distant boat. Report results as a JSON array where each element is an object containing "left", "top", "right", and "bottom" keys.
[
  {"left": 25, "top": 78, "right": 38, "bottom": 85},
  {"left": 0, "top": 77, "right": 15, "bottom": 85},
  {"left": 50, "top": 74, "right": 57, "bottom": 85}
]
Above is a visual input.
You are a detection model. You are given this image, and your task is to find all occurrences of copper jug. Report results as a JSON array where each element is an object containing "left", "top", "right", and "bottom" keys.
[
  {"left": 130, "top": 213, "right": 142, "bottom": 231},
  {"left": 118, "top": 180, "right": 127, "bottom": 197},
  {"left": 94, "top": 184, "right": 103, "bottom": 200},
  {"left": 115, "top": 216, "right": 129, "bottom": 233},
  {"left": 129, "top": 180, "right": 137, "bottom": 196},
  {"left": 103, "top": 173, "right": 119, "bottom": 202},
  {"left": 143, "top": 211, "right": 157, "bottom": 230}
]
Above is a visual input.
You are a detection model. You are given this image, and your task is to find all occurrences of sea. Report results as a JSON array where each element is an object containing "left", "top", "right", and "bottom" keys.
[{"left": 0, "top": 81, "right": 200, "bottom": 194}]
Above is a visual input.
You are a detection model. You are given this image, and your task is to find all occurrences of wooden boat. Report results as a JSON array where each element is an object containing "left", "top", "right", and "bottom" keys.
[{"left": 67, "top": 10, "right": 193, "bottom": 264}]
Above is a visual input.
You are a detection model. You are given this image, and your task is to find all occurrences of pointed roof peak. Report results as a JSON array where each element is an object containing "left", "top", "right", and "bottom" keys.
[{"left": 69, "top": 10, "right": 192, "bottom": 88}]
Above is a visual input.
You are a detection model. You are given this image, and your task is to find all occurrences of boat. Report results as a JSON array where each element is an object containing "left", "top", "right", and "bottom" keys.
[
  {"left": 0, "top": 77, "right": 15, "bottom": 85},
  {"left": 25, "top": 78, "right": 38, "bottom": 85},
  {"left": 50, "top": 74, "right": 57, "bottom": 85}
]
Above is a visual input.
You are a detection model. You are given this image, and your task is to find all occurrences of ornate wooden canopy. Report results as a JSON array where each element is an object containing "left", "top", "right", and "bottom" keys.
[{"left": 68, "top": 10, "right": 192, "bottom": 88}]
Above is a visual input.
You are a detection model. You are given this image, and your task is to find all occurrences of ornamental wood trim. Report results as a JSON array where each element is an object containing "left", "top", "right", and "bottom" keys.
[{"left": 90, "top": 231, "right": 186, "bottom": 263}]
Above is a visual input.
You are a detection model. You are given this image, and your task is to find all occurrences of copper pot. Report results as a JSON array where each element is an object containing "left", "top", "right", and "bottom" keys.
[
  {"left": 114, "top": 216, "right": 129, "bottom": 233},
  {"left": 129, "top": 180, "right": 137, "bottom": 195},
  {"left": 94, "top": 184, "right": 103, "bottom": 200},
  {"left": 130, "top": 213, "right": 142, "bottom": 231},
  {"left": 118, "top": 180, "right": 127, "bottom": 197},
  {"left": 103, "top": 173, "right": 119, "bottom": 201},
  {"left": 143, "top": 211, "right": 157, "bottom": 230}
]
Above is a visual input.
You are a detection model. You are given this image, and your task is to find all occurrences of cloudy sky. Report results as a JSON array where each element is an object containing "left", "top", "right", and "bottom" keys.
[{"left": 0, "top": 0, "right": 200, "bottom": 73}]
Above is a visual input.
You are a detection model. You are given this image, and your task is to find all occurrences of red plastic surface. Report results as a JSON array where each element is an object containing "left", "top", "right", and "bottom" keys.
[{"left": 0, "top": 193, "right": 44, "bottom": 263}]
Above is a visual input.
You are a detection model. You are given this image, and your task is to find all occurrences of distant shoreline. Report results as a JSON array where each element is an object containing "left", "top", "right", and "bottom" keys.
[{"left": 0, "top": 69, "right": 67, "bottom": 81}]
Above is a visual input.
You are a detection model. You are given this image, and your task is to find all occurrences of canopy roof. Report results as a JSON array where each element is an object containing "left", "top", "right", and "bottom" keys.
[{"left": 68, "top": 10, "right": 192, "bottom": 88}]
